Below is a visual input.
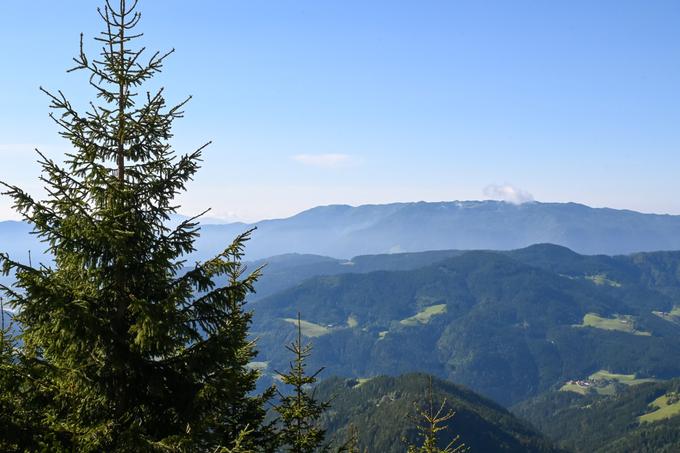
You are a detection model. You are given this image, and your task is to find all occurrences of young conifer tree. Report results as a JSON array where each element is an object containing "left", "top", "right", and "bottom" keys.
[
  {"left": 0, "top": 1, "right": 272, "bottom": 450},
  {"left": 339, "top": 424, "right": 364, "bottom": 453},
  {"left": 406, "top": 378, "right": 468, "bottom": 453},
  {"left": 274, "top": 314, "right": 330, "bottom": 453}
]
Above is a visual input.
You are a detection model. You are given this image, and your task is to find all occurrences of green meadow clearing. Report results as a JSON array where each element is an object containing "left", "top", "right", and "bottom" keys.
[
  {"left": 282, "top": 318, "right": 332, "bottom": 337},
  {"left": 585, "top": 273, "right": 622, "bottom": 287},
  {"left": 639, "top": 393, "right": 680, "bottom": 423},
  {"left": 560, "top": 370, "right": 657, "bottom": 396},
  {"left": 399, "top": 304, "right": 447, "bottom": 326},
  {"left": 574, "top": 313, "right": 651, "bottom": 336}
]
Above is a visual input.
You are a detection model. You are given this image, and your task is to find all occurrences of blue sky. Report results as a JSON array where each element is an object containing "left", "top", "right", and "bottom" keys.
[{"left": 1, "top": 1, "right": 679, "bottom": 221}]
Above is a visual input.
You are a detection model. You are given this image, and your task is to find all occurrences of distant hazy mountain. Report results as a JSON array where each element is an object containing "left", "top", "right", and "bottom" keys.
[
  {"left": 200, "top": 200, "right": 680, "bottom": 259},
  {"left": 4, "top": 201, "right": 680, "bottom": 262}
]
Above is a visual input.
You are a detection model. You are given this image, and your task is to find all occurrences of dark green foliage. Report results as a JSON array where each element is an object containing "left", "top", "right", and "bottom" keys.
[
  {"left": 246, "top": 250, "right": 465, "bottom": 301},
  {"left": 602, "top": 421, "right": 680, "bottom": 453},
  {"left": 514, "top": 379, "right": 680, "bottom": 452},
  {"left": 338, "top": 425, "right": 363, "bottom": 453},
  {"left": 0, "top": 1, "right": 271, "bottom": 450},
  {"left": 0, "top": 301, "right": 69, "bottom": 452},
  {"left": 0, "top": 307, "right": 32, "bottom": 451},
  {"left": 251, "top": 245, "right": 680, "bottom": 405},
  {"left": 0, "top": 307, "right": 20, "bottom": 450},
  {"left": 406, "top": 377, "right": 468, "bottom": 453},
  {"left": 274, "top": 315, "right": 330, "bottom": 453},
  {"left": 315, "top": 374, "right": 560, "bottom": 453}
]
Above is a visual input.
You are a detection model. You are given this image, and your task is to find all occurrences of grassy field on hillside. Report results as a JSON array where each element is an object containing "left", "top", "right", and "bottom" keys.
[
  {"left": 574, "top": 313, "right": 651, "bottom": 336},
  {"left": 585, "top": 273, "right": 622, "bottom": 287},
  {"left": 352, "top": 377, "right": 374, "bottom": 388},
  {"left": 282, "top": 318, "right": 332, "bottom": 337},
  {"left": 400, "top": 304, "right": 447, "bottom": 326},
  {"left": 590, "top": 370, "right": 656, "bottom": 385},
  {"left": 560, "top": 370, "right": 657, "bottom": 395},
  {"left": 639, "top": 393, "right": 680, "bottom": 423},
  {"left": 560, "top": 382, "right": 615, "bottom": 396},
  {"left": 653, "top": 306, "right": 680, "bottom": 326}
]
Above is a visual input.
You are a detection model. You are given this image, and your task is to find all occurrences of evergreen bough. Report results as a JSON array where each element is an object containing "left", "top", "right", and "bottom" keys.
[
  {"left": 0, "top": 1, "right": 272, "bottom": 450},
  {"left": 406, "top": 378, "right": 468, "bottom": 453},
  {"left": 274, "top": 314, "right": 330, "bottom": 453}
]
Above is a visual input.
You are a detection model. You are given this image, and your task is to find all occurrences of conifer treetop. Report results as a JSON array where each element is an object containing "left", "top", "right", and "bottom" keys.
[{"left": 0, "top": 1, "right": 273, "bottom": 450}]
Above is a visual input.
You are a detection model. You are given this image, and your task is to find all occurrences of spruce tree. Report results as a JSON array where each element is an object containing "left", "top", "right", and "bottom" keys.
[
  {"left": 406, "top": 378, "right": 468, "bottom": 453},
  {"left": 0, "top": 1, "right": 272, "bottom": 450},
  {"left": 274, "top": 314, "right": 330, "bottom": 453}
]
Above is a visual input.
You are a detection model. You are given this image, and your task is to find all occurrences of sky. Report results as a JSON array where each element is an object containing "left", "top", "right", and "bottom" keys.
[{"left": 0, "top": 0, "right": 679, "bottom": 222}]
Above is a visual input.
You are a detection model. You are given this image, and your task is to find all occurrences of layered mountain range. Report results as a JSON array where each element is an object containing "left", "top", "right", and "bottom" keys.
[
  {"left": 4, "top": 200, "right": 680, "bottom": 263},
  {"left": 4, "top": 201, "right": 680, "bottom": 450}
]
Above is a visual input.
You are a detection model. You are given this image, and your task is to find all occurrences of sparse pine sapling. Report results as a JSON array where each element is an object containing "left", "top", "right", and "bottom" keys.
[
  {"left": 275, "top": 314, "right": 331, "bottom": 453},
  {"left": 337, "top": 424, "right": 366, "bottom": 453},
  {"left": 406, "top": 378, "right": 469, "bottom": 453}
]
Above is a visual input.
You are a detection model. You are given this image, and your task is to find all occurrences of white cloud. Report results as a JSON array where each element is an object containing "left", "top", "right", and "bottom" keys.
[
  {"left": 291, "top": 153, "right": 353, "bottom": 168},
  {"left": 483, "top": 183, "right": 535, "bottom": 204}
]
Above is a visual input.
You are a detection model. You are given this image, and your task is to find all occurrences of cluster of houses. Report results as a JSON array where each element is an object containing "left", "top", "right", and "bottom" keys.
[{"left": 566, "top": 379, "right": 593, "bottom": 388}]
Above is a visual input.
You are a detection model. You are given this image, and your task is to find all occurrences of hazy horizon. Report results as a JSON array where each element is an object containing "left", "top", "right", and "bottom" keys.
[
  {"left": 3, "top": 197, "right": 680, "bottom": 226},
  {"left": 2, "top": 1, "right": 679, "bottom": 222}
]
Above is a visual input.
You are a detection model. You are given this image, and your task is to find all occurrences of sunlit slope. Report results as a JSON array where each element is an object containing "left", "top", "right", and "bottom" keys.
[
  {"left": 251, "top": 245, "right": 680, "bottom": 406},
  {"left": 514, "top": 378, "right": 680, "bottom": 452}
]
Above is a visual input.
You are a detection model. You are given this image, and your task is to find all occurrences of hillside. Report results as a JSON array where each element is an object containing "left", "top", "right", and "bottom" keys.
[
  {"left": 247, "top": 249, "right": 464, "bottom": 300},
  {"left": 5, "top": 200, "right": 680, "bottom": 262},
  {"left": 153, "top": 201, "right": 680, "bottom": 259},
  {"left": 316, "top": 373, "right": 561, "bottom": 452},
  {"left": 513, "top": 378, "right": 680, "bottom": 452},
  {"left": 250, "top": 244, "right": 680, "bottom": 406}
]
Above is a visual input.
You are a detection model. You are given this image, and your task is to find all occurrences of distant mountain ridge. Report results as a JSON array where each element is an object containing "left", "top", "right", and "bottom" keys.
[
  {"left": 4, "top": 200, "right": 680, "bottom": 262},
  {"left": 198, "top": 200, "right": 680, "bottom": 259}
]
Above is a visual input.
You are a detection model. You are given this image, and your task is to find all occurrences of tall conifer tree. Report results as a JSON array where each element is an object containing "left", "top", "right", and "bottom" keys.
[{"left": 0, "top": 1, "right": 272, "bottom": 450}]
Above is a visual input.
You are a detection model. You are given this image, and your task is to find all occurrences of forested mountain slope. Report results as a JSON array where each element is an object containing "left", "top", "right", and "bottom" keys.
[
  {"left": 251, "top": 245, "right": 680, "bottom": 405},
  {"left": 317, "top": 373, "right": 562, "bottom": 452},
  {"left": 246, "top": 249, "right": 464, "bottom": 300},
  {"left": 513, "top": 378, "right": 680, "bottom": 452}
]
